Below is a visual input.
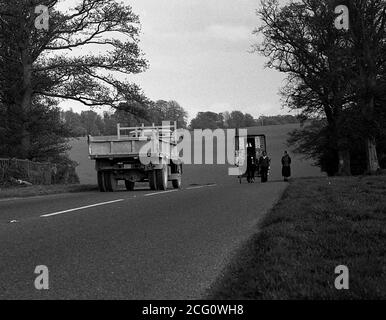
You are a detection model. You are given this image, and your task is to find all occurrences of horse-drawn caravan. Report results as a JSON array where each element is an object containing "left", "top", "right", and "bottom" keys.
[{"left": 234, "top": 129, "right": 267, "bottom": 183}]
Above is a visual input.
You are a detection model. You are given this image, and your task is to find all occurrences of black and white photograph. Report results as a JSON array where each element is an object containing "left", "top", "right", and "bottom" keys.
[{"left": 0, "top": 0, "right": 385, "bottom": 310}]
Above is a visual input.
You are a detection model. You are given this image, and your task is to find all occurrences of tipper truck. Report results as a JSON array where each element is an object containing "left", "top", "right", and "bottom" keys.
[{"left": 88, "top": 123, "right": 183, "bottom": 192}]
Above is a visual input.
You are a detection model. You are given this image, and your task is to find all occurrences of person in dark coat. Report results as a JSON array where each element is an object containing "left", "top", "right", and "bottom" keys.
[
  {"left": 259, "top": 151, "right": 270, "bottom": 183},
  {"left": 281, "top": 151, "right": 292, "bottom": 182},
  {"left": 246, "top": 144, "right": 256, "bottom": 183}
]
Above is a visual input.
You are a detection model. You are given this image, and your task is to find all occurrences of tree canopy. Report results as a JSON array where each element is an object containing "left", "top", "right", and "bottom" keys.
[
  {"left": 255, "top": 0, "right": 386, "bottom": 175},
  {"left": 0, "top": 0, "right": 149, "bottom": 159}
]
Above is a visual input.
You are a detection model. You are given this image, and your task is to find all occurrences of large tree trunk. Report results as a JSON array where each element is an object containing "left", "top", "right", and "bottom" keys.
[
  {"left": 338, "top": 149, "right": 351, "bottom": 176},
  {"left": 18, "top": 50, "right": 33, "bottom": 159},
  {"left": 361, "top": 97, "right": 380, "bottom": 174},
  {"left": 365, "top": 137, "right": 380, "bottom": 174},
  {"left": 330, "top": 117, "right": 351, "bottom": 176},
  {"left": 359, "top": 39, "right": 381, "bottom": 175}
]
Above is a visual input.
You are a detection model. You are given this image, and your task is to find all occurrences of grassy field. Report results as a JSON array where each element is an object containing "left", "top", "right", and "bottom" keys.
[
  {"left": 0, "top": 123, "right": 322, "bottom": 197},
  {"left": 70, "top": 123, "right": 323, "bottom": 185},
  {"left": 206, "top": 175, "right": 386, "bottom": 299}
]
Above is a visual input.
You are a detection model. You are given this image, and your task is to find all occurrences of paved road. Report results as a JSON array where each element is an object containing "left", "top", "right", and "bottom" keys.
[{"left": 0, "top": 174, "right": 287, "bottom": 299}]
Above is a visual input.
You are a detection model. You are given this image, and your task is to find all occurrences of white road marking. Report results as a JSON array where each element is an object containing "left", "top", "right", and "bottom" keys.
[
  {"left": 9, "top": 184, "right": 217, "bottom": 220},
  {"left": 186, "top": 184, "right": 217, "bottom": 190},
  {"left": 144, "top": 190, "right": 179, "bottom": 197},
  {"left": 40, "top": 199, "right": 124, "bottom": 218}
]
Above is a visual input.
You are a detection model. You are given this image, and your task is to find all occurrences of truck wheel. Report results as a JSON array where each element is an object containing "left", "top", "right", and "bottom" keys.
[
  {"left": 148, "top": 171, "right": 157, "bottom": 190},
  {"left": 172, "top": 164, "right": 182, "bottom": 189},
  {"left": 105, "top": 172, "right": 118, "bottom": 192},
  {"left": 97, "top": 171, "right": 106, "bottom": 192},
  {"left": 103, "top": 172, "right": 111, "bottom": 191},
  {"left": 125, "top": 180, "right": 135, "bottom": 191},
  {"left": 156, "top": 165, "right": 168, "bottom": 190},
  {"left": 172, "top": 176, "right": 181, "bottom": 189}
]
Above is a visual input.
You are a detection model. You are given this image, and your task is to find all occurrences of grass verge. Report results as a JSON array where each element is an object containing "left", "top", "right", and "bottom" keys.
[
  {"left": 0, "top": 184, "right": 97, "bottom": 200},
  {"left": 206, "top": 176, "right": 386, "bottom": 299}
]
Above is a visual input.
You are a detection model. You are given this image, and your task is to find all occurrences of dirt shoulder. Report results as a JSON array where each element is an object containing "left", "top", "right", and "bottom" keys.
[{"left": 0, "top": 184, "right": 97, "bottom": 200}]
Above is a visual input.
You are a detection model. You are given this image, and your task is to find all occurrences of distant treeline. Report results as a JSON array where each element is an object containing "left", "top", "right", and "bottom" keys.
[
  {"left": 62, "top": 100, "right": 188, "bottom": 137},
  {"left": 190, "top": 111, "right": 299, "bottom": 130},
  {"left": 62, "top": 105, "right": 300, "bottom": 137}
]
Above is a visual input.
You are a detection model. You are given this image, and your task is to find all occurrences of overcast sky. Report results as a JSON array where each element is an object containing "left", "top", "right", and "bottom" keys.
[{"left": 60, "top": 0, "right": 288, "bottom": 120}]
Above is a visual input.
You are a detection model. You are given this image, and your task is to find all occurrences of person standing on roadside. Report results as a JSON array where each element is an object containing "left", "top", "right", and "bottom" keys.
[
  {"left": 281, "top": 151, "right": 292, "bottom": 182},
  {"left": 259, "top": 151, "right": 270, "bottom": 183},
  {"left": 246, "top": 143, "right": 256, "bottom": 183}
]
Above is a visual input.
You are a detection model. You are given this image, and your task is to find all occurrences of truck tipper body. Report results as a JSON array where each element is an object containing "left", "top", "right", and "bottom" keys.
[{"left": 88, "top": 123, "right": 182, "bottom": 192}]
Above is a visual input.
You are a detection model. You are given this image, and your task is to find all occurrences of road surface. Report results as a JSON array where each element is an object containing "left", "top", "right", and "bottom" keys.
[{"left": 0, "top": 169, "right": 287, "bottom": 299}]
